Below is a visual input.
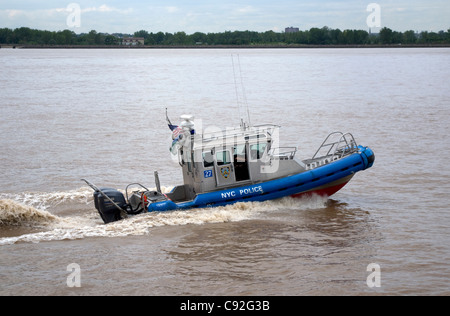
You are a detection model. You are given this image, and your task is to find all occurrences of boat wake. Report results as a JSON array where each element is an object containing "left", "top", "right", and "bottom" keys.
[
  {"left": 0, "top": 187, "right": 328, "bottom": 245},
  {"left": 0, "top": 199, "right": 58, "bottom": 227}
]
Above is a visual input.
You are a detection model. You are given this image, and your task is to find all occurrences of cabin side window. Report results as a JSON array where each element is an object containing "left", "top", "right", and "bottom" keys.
[
  {"left": 203, "top": 151, "right": 214, "bottom": 168},
  {"left": 216, "top": 150, "right": 231, "bottom": 166}
]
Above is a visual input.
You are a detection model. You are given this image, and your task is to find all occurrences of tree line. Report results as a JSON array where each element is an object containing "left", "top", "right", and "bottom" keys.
[{"left": 1, "top": 27, "right": 450, "bottom": 46}]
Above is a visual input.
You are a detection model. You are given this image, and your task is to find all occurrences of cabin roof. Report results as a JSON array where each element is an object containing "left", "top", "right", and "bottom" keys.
[{"left": 192, "top": 124, "right": 279, "bottom": 150}]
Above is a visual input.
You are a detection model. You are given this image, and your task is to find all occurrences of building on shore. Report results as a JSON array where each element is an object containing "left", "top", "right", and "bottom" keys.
[
  {"left": 121, "top": 37, "right": 145, "bottom": 46},
  {"left": 285, "top": 27, "right": 300, "bottom": 33}
]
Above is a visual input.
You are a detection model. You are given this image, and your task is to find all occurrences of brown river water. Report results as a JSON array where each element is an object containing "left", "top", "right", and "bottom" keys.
[{"left": 0, "top": 48, "right": 449, "bottom": 295}]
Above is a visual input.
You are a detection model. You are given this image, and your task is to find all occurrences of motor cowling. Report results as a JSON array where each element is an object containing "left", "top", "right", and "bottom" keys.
[{"left": 93, "top": 188, "right": 128, "bottom": 224}]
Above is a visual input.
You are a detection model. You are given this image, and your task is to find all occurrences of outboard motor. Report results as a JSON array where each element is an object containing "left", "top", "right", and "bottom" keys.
[{"left": 93, "top": 188, "right": 128, "bottom": 224}]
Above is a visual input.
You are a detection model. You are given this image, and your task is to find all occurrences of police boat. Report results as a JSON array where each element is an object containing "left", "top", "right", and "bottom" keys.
[{"left": 83, "top": 114, "right": 374, "bottom": 224}]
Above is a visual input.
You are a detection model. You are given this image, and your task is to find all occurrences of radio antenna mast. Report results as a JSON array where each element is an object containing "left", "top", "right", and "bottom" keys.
[{"left": 232, "top": 54, "right": 251, "bottom": 129}]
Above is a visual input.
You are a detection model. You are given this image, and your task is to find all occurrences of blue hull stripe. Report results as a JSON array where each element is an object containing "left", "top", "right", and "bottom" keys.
[{"left": 148, "top": 147, "right": 374, "bottom": 212}]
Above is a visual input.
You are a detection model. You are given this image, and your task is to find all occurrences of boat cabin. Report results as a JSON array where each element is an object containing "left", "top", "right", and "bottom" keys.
[{"left": 167, "top": 116, "right": 304, "bottom": 203}]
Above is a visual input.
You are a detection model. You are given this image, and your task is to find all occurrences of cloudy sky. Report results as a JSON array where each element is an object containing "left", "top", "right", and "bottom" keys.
[{"left": 0, "top": 0, "right": 448, "bottom": 34}]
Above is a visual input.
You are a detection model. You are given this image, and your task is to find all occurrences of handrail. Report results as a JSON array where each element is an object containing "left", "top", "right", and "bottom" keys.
[
  {"left": 269, "top": 146, "right": 297, "bottom": 160},
  {"left": 125, "top": 183, "right": 150, "bottom": 202},
  {"left": 201, "top": 124, "right": 279, "bottom": 142},
  {"left": 312, "top": 132, "right": 358, "bottom": 160}
]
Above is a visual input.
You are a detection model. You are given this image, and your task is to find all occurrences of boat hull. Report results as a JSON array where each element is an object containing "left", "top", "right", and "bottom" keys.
[
  {"left": 290, "top": 174, "right": 353, "bottom": 198},
  {"left": 148, "top": 146, "right": 375, "bottom": 212}
]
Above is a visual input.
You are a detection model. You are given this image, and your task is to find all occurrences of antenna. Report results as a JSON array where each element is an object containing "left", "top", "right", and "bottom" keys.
[
  {"left": 231, "top": 54, "right": 251, "bottom": 129},
  {"left": 231, "top": 55, "right": 242, "bottom": 123}
]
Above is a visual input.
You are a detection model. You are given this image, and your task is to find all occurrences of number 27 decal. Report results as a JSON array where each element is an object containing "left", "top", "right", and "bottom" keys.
[{"left": 204, "top": 170, "right": 213, "bottom": 178}]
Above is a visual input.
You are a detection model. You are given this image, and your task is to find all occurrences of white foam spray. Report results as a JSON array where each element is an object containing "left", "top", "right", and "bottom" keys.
[
  {"left": 0, "top": 199, "right": 58, "bottom": 227},
  {"left": 0, "top": 188, "right": 328, "bottom": 245}
]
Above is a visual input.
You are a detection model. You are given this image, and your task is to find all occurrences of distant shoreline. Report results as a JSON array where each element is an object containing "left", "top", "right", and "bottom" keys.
[{"left": 2, "top": 44, "right": 450, "bottom": 49}]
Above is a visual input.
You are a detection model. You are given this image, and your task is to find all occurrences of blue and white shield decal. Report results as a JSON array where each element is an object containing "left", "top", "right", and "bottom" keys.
[{"left": 220, "top": 166, "right": 231, "bottom": 179}]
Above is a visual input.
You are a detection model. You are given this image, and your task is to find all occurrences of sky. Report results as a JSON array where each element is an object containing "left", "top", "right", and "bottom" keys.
[{"left": 0, "top": 0, "right": 449, "bottom": 34}]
